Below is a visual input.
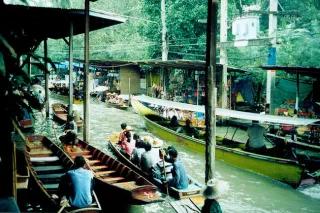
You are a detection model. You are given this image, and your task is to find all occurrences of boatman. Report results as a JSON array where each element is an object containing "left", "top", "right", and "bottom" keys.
[
  {"left": 58, "top": 156, "right": 94, "bottom": 208},
  {"left": 245, "top": 120, "right": 267, "bottom": 154}
]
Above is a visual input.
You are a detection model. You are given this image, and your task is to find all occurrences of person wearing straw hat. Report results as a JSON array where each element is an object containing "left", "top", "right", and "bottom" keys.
[{"left": 202, "top": 179, "right": 225, "bottom": 213}]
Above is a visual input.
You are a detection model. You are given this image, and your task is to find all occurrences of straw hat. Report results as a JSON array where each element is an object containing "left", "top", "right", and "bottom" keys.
[
  {"left": 152, "top": 138, "right": 163, "bottom": 148},
  {"left": 202, "top": 179, "right": 229, "bottom": 200},
  {"left": 143, "top": 135, "right": 154, "bottom": 144},
  {"left": 126, "top": 126, "right": 134, "bottom": 131}
]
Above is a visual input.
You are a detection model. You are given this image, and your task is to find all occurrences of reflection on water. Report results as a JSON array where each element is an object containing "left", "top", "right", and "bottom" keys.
[{"left": 34, "top": 94, "right": 320, "bottom": 213}]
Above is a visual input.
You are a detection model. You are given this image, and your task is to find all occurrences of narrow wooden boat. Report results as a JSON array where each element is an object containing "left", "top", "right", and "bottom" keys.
[
  {"left": 108, "top": 135, "right": 203, "bottom": 200},
  {"left": 25, "top": 135, "right": 102, "bottom": 212},
  {"left": 144, "top": 114, "right": 305, "bottom": 187},
  {"left": 131, "top": 98, "right": 158, "bottom": 116},
  {"left": 52, "top": 103, "right": 83, "bottom": 128},
  {"left": 63, "top": 139, "right": 163, "bottom": 204}
]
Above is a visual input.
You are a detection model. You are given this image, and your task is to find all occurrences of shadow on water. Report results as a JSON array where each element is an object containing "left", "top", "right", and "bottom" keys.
[{"left": 31, "top": 94, "right": 320, "bottom": 213}]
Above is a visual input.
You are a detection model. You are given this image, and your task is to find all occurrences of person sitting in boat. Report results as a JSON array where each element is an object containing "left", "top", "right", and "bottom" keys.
[
  {"left": 152, "top": 149, "right": 173, "bottom": 182},
  {"left": 58, "top": 155, "right": 94, "bottom": 209},
  {"left": 59, "top": 130, "right": 78, "bottom": 148},
  {"left": 202, "top": 179, "right": 228, "bottom": 213},
  {"left": 64, "top": 115, "right": 77, "bottom": 134},
  {"left": 165, "top": 148, "right": 189, "bottom": 190},
  {"left": 177, "top": 119, "right": 200, "bottom": 138},
  {"left": 118, "top": 123, "right": 128, "bottom": 144},
  {"left": 120, "top": 130, "right": 135, "bottom": 157},
  {"left": 140, "top": 142, "right": 157, "bottom": 173},
  {"left": 245, "top": 120, "right": 266, "bottom": 154},
  {"left": 131, "top": 135, "right": 146, "bottom": 166},
  {"left": 169, "top": 115, "right": 179, "bottom": 130}
]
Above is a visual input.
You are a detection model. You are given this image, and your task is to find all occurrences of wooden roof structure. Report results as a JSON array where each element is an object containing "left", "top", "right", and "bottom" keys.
[
  {"left": 261, "top": 65, "right": 320, "bottom": 77},
  {"left": 74, "top": 59, "right": 248, "bottom": 73},
  {"left": 0, "top": 4, "right": 125, "bottom": 40}
]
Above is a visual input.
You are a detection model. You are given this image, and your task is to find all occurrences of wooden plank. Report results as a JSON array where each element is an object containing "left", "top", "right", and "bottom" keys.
[
  {"left": 38, "top": 173, "right": 64, "bottom": 179},
  {"left": 102, "top": 176, "right": 125, "bottom": 184},
  {"left": 91, "top": 165, "right": 108, "bottom": 171},
  {"left": 31, "top": 156, "right": 59, "bottom": 162},
  {"left": 88, "top": 160, "right": 100, "bottom": 165},
  {"left": 170, "top": 198, "right": 200, "bottom": 213},
  {"left": 43, "top": 183, "right": 59, "bottom": 190},
  {"left": 94, "top": 170, "right": 116, "bottom": 177},
  {"left": 33, "top": 165, "right": 64, "bottom": 172},
  {"left": 113, "top": 181, "right": 139, "bottom": 190}
]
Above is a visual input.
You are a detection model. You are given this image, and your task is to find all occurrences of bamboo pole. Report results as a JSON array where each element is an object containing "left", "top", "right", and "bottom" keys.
[
  {"left": 44, "top": 39, "right": 50, "bottom": 118},
  {"left": 68, "top": 22, "right": 74, "bottom": 116},
  {"left": 83, "top": 0, "right": 90, "bottom": 142},
  {"left": 205, "top": 0, "right": 218, "bottom": 182}
]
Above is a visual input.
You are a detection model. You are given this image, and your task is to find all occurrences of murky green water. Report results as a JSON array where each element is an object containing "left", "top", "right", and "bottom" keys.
[{"left": 34, "top": 94, "right": 320, "bottom": 213}]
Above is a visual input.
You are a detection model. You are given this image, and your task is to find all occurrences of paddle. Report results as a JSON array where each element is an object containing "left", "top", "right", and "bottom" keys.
[
  {"left": 57, "top": 201, "right": 68, "bottom": 213},
  {"left": 160, "top": 149, "right": 170, "bottom": 196}
]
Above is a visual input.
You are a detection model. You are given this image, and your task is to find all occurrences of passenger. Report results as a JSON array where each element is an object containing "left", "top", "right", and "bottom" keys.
[
  {"left": 58, "top": 156, "right": 94, "bottom": 208},
  {"left": 177, "top": 119, "right": 200, "bottom": 138},
  {"left": 202, "top": 179, "right": 225, "bottom": 213},
  {"left": 152, "top": 149, "right": 173, "bottom": 181},
  {"left": 169, "top": 115, "right": 179, "bottom": 130},
  {"left": 245, "top": 120, "right": 266, "bottom": 154},
  {"left": 118, "top": 123, "right": 128, "bottom": 145},
  {"left": 166, "top": 148, "right": 189, "bottom": 189},
  {"left": 120, "top": 131, "right": 135, "bottom": 157},
  {"left": 64, "top": 115, "right": 77, "bottom": 134},
  {"left": 59, "top": 130, "right": 78, "bottom": 148},
  {"left": 131, "top": 137, "right": 146, "bottom": 166},
  {"left": 140, "top": 142, "right": 157, "bottom": 173}
]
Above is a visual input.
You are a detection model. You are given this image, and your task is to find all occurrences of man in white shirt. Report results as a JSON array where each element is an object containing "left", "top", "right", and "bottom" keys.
[{"left": 245, "top": 120, "right": 267, "bottom": 154}]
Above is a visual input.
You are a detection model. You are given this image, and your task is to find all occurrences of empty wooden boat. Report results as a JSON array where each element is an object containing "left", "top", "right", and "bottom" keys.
[
  {"left": 52, "top": 103, "right": 83, "bottom": 128},
  {"left": 25, "top": 135, "right": 102, "bottom": 212},
  {"left": 63, "top": 139, "right": 163, "bottom": 204}
]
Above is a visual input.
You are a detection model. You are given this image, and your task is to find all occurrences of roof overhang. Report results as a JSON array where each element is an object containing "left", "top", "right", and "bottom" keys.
[
  {"left": 73, "top": 59, "right": 247, "bottom": 73},
  {"left": 0, "top": 4, "right": 126, "bottom": 40},
  {"left": 261, "top": 65, "right": 320, "bottom": 77}
]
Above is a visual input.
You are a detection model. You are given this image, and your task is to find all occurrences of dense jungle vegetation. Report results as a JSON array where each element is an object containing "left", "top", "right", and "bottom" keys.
[{"left": 44, "top": 0, "right": 320, "bottom": 71}]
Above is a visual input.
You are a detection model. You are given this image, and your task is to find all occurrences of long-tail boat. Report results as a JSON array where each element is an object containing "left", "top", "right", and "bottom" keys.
[
  {"left": 131, "top": 96, "right": 320, "bottom": 186},
  {"left": 143, "top": 114, "right": 309, "bottom": 187},
  {"left": 63, "top": 139, "right": 163, "bottom": 204},
  {"left": 52, "top": 103, "right": 83, "bottom": 128},
  {"left": 25, "top": 135, "right": 102, "bottom": 212},
  {"left": 107, "top": 134, "right": 203, "bottom": 200}
]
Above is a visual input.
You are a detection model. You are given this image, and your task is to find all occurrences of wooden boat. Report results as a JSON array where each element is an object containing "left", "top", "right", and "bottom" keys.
[
  {"left": 52, "top": 103, "right": 83, "bottom": 128},
  {"left": 131, "top": 98, "right": 158, "bottom": 116},
  {"left": 143, "top": 114, "right": 305, "bottom": 187},
  {"left": 107, "top": 134, "right": 203, "bottom": 200},
  {"left": 106, "top": 100, "right": 129, "bottom": 110},
  {"left": 25, "top": 135, "right": 102, "bottom": 212},
  {"left": 63, "top": 139, "right": 163, "bottom": 204}
]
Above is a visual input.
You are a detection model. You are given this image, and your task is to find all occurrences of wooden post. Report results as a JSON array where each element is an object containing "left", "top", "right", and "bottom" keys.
[
  {"left": 68, "top": 22, "right": 74, "bottom": 116},
  {"left": 196, "top": 73, "right": 200, "bottom": 105},
  {"left": 128, "top": 77, "right": 131, "bottom": 106},
  {"left": 295, "top": 72, "right": 300, "bottom": 111},
  {"left": 161, "top": 0, "right": 168, "bottom": 61},
  {"left": 205, "top": 0, "right": 218, "bottom": 183},
  {"left": 28, "top": 56, "right": 32, "bottom": 78},
  {"left": 266, "top": 0, "right": 278, "bottom": 114},
  {"left": 220, "top": 0, "right": 228, "bottom": 109},
  {"left": 44, "top": 39, "right": 50, "bottom": 118},
  {"left": 83, "top": 0, "right": 90, "bottom": 142}
]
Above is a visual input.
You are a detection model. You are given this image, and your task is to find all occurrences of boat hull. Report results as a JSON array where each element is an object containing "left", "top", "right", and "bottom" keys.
[
  {"left": 25, "top": 135, "right": 102, "bottom": 212},
  {"left": 144, "top": 115, "right": 303, "bottom": 187},
  {"left": 63, "top": 140, "right": 163, "bottom": 204},
  {"left": 108, "top": 138, "right": 202, "bottom": 200}
]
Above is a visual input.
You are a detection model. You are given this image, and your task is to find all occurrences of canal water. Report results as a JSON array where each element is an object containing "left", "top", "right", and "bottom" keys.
[{"left": 34, "top": 94, "right": 320, "bottom": 213}]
